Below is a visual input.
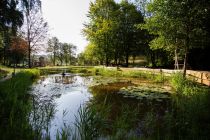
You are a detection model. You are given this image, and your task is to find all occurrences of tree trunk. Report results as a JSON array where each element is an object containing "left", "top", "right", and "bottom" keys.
[
  {"left": 3, "top": 44, "right": 6, "bottom": 66},
  {"left": 183, "top": 46, "right": 188, "bottom": 77},
  {"left": 106, "top": 56, "right": 109, "bottom": 67},
  {"left": 174, "top": 47, "right": 179, "bottom": 69},
  {"left": 26, "top": 9, "right": 32, "bottom": 68},
  {"left": 3, "top": 29, "right": 8, "bottom": 66},
  {"left": 125, "top": 51, "right": 129, "bottom": 67},
  {"left": 28, "top": 46, "right": 31, "bottom": 68},
  {"left": 150, "top": 52, "right": 156, "bottom": 68},
  {"left": 132, "top": 55, "right": 136, "bottom": 66},
  {"left": 53, "top": 52, "right": 56, "bottom": 66},
  {"left": 183, "top": 41, "right": 189, "bottom": 78}
]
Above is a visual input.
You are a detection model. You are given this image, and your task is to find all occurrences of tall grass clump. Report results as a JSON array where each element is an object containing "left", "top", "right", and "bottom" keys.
[
  {"left": 93, "top": 67, "right": 122, "bottom": 77},
  {"left": 73, "top": 97, "right": 111, "bottom": 140},
  {"left": 0, "top": 69, "right": 40, "bottom": 139},
  {"left": 164, "top": 72, "right": 210, "bottom": 139},
  {"left": 135, "top": 73, "right": 210, "bottom": 139},
  {"left": 122, "top": 70, "right": 146, "bottom": 78}
]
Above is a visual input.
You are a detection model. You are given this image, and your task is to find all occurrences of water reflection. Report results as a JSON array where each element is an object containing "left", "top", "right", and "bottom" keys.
[
  {"left": 30, "top": 75, "right": 171, "bottom": 139},
  {"left": 30, "top": 74, "right": 93, "bottom": 139}
]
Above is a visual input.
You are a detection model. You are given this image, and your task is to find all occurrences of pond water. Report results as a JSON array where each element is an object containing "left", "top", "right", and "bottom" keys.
[
  {"left": 30, "top": 74, "right": 171, "bottom": 139},
  {"left": 30, "top": 74, "right": 93, "bottom": 139}
]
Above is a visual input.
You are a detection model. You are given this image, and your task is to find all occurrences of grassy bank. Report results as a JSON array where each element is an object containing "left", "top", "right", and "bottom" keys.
[
  {"left": 137, "top": 73, "right": 210, "bottom": 139},
  {"left": 0, "top": 69, "right": 40, "bottom": 139},
  {"left": 167, "top": 73, "right": 210, "bottom": 139},
  {"left": 56, "top": 72, "right": 210, "bottom": 140},
  {"left": 38, "top": 66, "right": 94, "bottom": 75}
]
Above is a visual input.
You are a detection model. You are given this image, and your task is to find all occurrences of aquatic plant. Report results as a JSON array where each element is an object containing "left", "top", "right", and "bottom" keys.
[
  {"left": 118, "top": 86, "right": 171, "bottom": 102},
  {"left": 0, "top": 69, "right": 40, "bottom": 139}
]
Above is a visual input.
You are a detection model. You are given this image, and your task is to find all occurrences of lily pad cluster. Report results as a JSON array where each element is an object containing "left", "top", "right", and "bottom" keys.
[
  {"left": 89, "top": 76, "right": 130, "bottom": 87},
  {"left": 118, "top": 86, "right": 171, "bottom": 101}
]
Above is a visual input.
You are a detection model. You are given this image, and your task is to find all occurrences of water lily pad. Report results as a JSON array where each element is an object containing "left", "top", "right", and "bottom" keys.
[{"left": 118, "top": 85, "right": 171, "bottom": 101}]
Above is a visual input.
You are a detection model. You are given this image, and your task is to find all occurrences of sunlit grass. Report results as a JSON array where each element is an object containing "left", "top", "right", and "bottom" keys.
[{"left": 0, "top": 64, "right": 25, "bottom": 74}]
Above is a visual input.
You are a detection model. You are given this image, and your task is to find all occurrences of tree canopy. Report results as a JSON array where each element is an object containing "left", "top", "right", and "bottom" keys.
[{"left": 83, "top": 0, "right": 145, "bottom": 67}]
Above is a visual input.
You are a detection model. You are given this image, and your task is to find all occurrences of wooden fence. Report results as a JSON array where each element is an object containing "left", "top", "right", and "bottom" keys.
[
  {"left": 186, "top": 70, "right": 210, "bottom": 86},
  {"left": 120, "top": 67, "right": 210, "bottom": 86}
]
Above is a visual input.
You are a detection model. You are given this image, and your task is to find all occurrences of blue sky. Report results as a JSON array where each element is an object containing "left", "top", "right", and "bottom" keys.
[{"left": 41, "top": 0, "right": 124, "bottom": 54}]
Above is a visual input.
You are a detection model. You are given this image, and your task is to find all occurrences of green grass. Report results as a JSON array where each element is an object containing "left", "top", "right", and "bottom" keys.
[
  {"left": 0, "top": 64, "right": 24, "bottom": 74},
  {"left": 38, "top": 66, "right": 94, "bottom": 75},
  {"left": 92, "top": 67, "right": 168, "bottom": 84},
  {"left": 139, "top": 73, "right": 210, "bottom": 139},
  {"left": 0, "top": 69, "right": 40, "bottom": 139}
]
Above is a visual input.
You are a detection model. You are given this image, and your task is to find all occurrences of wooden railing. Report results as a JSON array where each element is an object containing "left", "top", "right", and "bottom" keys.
[
  {"left": 120, "top": 67, "right": 210, "bottom": 86},
  {"left": 187, "top": 70, "right": 210, "bottom": 86}
]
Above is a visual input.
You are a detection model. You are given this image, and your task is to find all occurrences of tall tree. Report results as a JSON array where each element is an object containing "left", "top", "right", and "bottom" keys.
[
  {"left": 0, "top": 0, "right": 42, "bottom": 65},
  {"left": 21, "top": 7, "right": 48, "bottom": 68},
  {"left": 47, "top": 37, "right": 77, "bottom": 66},
  {"left": 144, "top": 0, "right": 210, "bottom": 76},
  {"left": 83, "top": 0, "right": 119, "bottom": 66},
  {"left": 0, "top": 0, "right": 24, "bottom": 65},
  {"left": 9, "top": 36, "right": 28, "bottom": 66},
  {"left": 47, "top": 37, "right": 59, "bottom": 66},
  {"left": 83, "top": 0, "right": 144, "bottom": 67},
  {"left": 119, "top": 0, "right": 144, "bottom": 67}
]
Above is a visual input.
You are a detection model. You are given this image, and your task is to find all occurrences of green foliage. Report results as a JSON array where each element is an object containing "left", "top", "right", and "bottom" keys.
[
  {"left": 74, "top": 104, "right": 110, "bottom": 140},
  {"left": 93, "top": 67, "right": 122, "bottom": 77},
  {"left": 83, "top": 0, "right": 145, "bottom": 66},
  {"left": 143, "top": 0, "right": 210, "bottom": 72},
  {"left": 47, "top": 37, "right": 77, "bottom": 66},
  {"left": 80, "top": 43, "right": 101, "bottom": 65},
  {"left": 89, "top": 71, "right": 210, "bottom": 139},
  {"left": 145, "top": 72, "right": 210, "bottom": 139},
  {"left": 0, "top": 69, "right": 40, "bottom": 139},
  {"left": 170, "top": 72, "right": 187, "bottom": 94},
  {"left": 92, "top": 67, "right": 168, "bottom": 84}
]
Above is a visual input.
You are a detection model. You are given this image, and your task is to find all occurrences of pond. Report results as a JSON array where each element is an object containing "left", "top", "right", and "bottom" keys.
[
  {"left": 30, "top": 73, "right": 171, "bottom": 139},
  {"left": 30, "top": 74, "right": 93, "bottom": 139}
]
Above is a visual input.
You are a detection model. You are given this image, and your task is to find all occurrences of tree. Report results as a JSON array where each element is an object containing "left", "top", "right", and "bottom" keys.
[
  {"left": 144, "top": 0, "right": 210, "bottom": 76},
  {"left": 47, "top": 37, "right": 77, "bottom": 66},
  {"left": 10, "top": 36, "right": 28, "bottom": 66},
  {"left": 83, "top": 0, "right": 119, "bottom": 66},
  {"left": 21, "top": 5, "right": 48, "bottom": 68},
  {"left": 83, "top": 0, "right": 145, "bottom": 67},
  {"left": 83, "top": 43, "right": 101, "bottom": 65},
  {"left": 0, "top": 0, "right": 42, "bottom": 66},
  {"left": 47, "top": 37, "right": 59, "bottom": 66},
  {"left": 118, "top": 0, "right": 144, "bottom": 67},
  {"left": 0, "top": 0, "right": 24, "bottom": 65}
]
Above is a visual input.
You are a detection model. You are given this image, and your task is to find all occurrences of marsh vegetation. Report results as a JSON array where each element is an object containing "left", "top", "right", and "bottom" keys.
[{"left": 0, "top": 67, "right": 209, "bottom": 140}]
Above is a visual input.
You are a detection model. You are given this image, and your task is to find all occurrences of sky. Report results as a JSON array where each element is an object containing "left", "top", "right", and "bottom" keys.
[
  {"left": 41, "top": 0, "right": 93, "bottom": 54},
  {"left": 41, "top": 0, "right": 123, "bottom": 54}
]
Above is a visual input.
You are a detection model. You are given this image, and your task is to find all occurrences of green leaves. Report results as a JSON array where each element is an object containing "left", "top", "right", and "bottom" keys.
[{"left": 83, "top": 0, "right": 145, "bottom": 66}]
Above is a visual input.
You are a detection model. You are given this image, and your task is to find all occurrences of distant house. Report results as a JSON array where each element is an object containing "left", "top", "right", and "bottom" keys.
[
  {"left": 39, "top": 56, "right": 45, "bottom": 67},
  {"left": 32, "top": 56, "right": 46, "bottom": 67}
]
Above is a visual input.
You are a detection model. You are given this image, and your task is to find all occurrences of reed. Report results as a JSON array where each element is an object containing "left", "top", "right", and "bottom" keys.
[{"left": 0, "top": 69, "right": 40, "bottom": 139}]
